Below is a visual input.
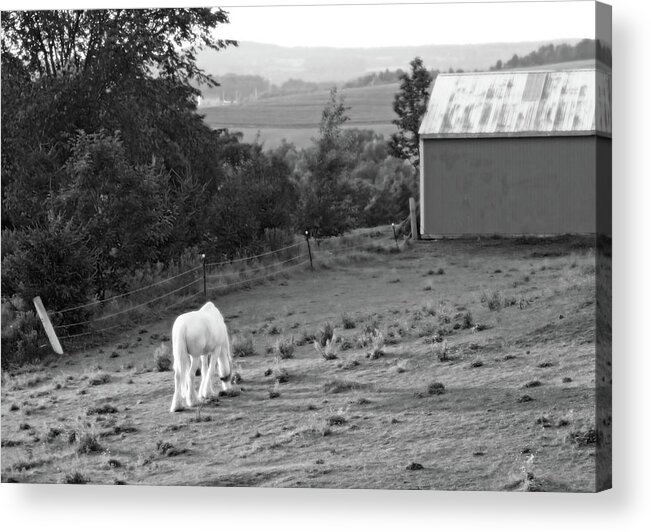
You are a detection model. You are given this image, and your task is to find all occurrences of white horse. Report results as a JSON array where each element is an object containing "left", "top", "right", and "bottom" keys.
[{"left": 170, "top": 301, "right": 233, "bottom": 412}]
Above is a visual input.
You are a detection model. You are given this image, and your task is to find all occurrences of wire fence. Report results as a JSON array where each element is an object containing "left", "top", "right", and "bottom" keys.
[
  {"left": 52, "top": 240, "right": 310, "bottom": 345},
  {"left": 41, "top": 217, "right": 413, "bottom": 351}
]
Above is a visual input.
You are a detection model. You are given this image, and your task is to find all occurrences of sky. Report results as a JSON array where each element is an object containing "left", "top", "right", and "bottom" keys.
[
  {"left": 214, "top": 1, "right": 596, "bottom": 48},
  {"left": 7, "top": 1, "right": 597, "bottom": 48}
]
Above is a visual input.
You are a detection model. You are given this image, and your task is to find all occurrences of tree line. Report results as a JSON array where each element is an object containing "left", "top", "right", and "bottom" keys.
[{"left": 489, "top": 38, "right": 612, "bottom": 71}]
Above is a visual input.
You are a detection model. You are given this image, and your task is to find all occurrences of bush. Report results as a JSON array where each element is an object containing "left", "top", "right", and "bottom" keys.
[
  {"left": 427, "top": 382, "right": 446, "bottom": 395},
  {"left": 316, "top": 321, "right": 335, "bottom": 347},
  {"left": 154, "top": 343, "right": 172, "bottom": 371},
  {"left": 1, "top": 216, "right": 95, "bottom": 327},
  {"left": 64, "top": 472, "right": 89, "bottom": 484},
  {"left": 76, "top": 431, "right": 103, "bottom": 454},
  {"left": 1, "top": 299, "right": 43, "bottom": 369},
  {"left": 433, "top": 340, "right": 449, "bottom": 362},
  {"left": 481, "top": 290, "right": 502, "bottom": 311},
  {"left": 461, "top": 311, "right": 474, "bottom": 329},
  {"left": 232, "top": 335, "right": 256, "bottom": 357},
  {"left": 273, "top": 337, "right": 295, "bottom": 359},
  {"left": 341, "top": 313, "right": 356, "bottom": 329}
]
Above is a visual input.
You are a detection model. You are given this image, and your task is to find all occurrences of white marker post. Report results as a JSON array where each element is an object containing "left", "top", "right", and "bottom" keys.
[{"left": 33, "top": 296, "right": 64, "bottom": 355}]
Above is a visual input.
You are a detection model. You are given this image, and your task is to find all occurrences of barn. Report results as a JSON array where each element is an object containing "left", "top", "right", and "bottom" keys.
[{"left": 418, "top": 67, "right": 611, "bottom": 238}]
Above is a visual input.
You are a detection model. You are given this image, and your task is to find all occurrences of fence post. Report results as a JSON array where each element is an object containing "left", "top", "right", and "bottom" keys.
[
  {"left": 33, "top": 296, "right": 63, "bottom": 355},
  {"left": 409, "top": 197, "right": 419, "bottom": 240},
  {"left": 305, "top": 230, "right": 313, "bottom": 270},
  {"left": 391, "top": 222, "right": 399, "bottom": 251},
  {"left": 201, "top": 253, "right": 207, "bottom": 300}
]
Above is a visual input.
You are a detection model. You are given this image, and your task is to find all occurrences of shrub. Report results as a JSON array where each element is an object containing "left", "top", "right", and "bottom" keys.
[
  {"left": 461, "top": 311, "right": 474, "bottom": 329},
  {"left": 437, "top": 303, "right": 454, "bottom": 324},
  {"left": 422, "top": 300, "right": 437, "bottom": 316},
  {"left": 481, "top": 290, "right": 502, "bottom": 311},
  {"left": 324, "top": 378, "right": 367, "bottom": 394},
  {"left": 1, "top": 216, "right": 94, "bottom": 328},
  {"left": 153, "top": 343, "right": 172, "bottom": 371},
  {"left": 433, "top": 340, "right": 449, "bottom": 362},
  {"left": 273, "top": 337, "right": 295, "bottom": 359},
  {"left": 88, "top": 372, "right": 111, "bottom": 386},
  {"left": 341, "top": 313, "right": 356, "bottom": 330},
  {"left": 363, "top": 329, "right": 385, "bottom": 359},
  {"left": 427, "top": 382, "right": 446, "bottom": 395},
  {"left": 76, "top": 431, "right": 103, "bottom": 454},
  {"left": 316, "top": 321, "right": 335, "bottom": 347},
  {"left": 0, "top": 300, "right": 42, "bottom": 369},
  {"left": 86, "top": 404, "right": 118, "bottom": 416},
  {"left": 295, "top": 330, "right": 316, "bottom": 347},
  {"left": 314, "top": 334, "right": 338, "bottom": 360},
  {"left": 64, "top": 472, "right": 89, "bottom": 484},
  {"left": 569, "top": 428, "right": 597, "bottom": 446},
  {"left": 232, "top": 335, "right": 256, "bottom": 357}
]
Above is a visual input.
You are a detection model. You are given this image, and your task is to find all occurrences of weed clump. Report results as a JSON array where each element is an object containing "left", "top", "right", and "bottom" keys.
[
  {"left": 272, "top": 337, "right": 295, "bottom": 359},
  {"left": 63, "top": 472, "right": 89, "bottom": 484},
  {"left": 76, "top": 431, "right": 103, "bottom": 455},
  {"left": 269, "top": 381, "right": 281, "bottom": 399},
  {"left": 569, "top": 428, "right": 597, "bottom": 446},
  {"left": 481, "top": 290, "right": 502, "bottom": 311},
  {"left": 406, "top": 462, "right": 424, "bottom": 470},
  {"left": 341, "top": 313, "right": 356, "bottom": 330},
  {"left": 427, "top": 382, "right": 446, "bottom": 395},
  {"left": 153, "top": 343, "right": 172, "bottom": 372},
  {"left": 324, "top": 379, "right": 365, "bottom": 394},
  {"left": 358, "top": 328, "right": 384, "bottom": 359},
  {"left": 88, "top": 372, "right": 110, "bottom": 386},
  {"left": 433, "top": 340, "right": 449, "bottom": 362},
  {"left": 461, "top": 311, "right": 474, "bottom": 329},
  {"left": 316, "top": 322, "right": 335, "bottom": 347},
  {"left": 86, "top": 404, "right": 118, "bottom": 416},
  {"left": 232, "top": 335, "right": 256, "bottom": 357},
  {"left": 327, "top": 414, "right": 346, "bottom": 426}
]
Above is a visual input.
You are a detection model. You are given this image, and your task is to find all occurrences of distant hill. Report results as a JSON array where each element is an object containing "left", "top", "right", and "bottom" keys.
[{"left": 197, "top": 39, "right": 582, "bottom": 85}]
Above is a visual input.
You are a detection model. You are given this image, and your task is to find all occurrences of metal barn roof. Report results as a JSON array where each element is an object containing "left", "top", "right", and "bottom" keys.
[{"left": 419, "top": 69, "right": 611, "bottom": 139}]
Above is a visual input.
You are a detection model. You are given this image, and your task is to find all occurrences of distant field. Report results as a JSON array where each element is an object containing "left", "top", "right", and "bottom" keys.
[{"left": 201, "top": 84, "right": 399, "bottom": 149}]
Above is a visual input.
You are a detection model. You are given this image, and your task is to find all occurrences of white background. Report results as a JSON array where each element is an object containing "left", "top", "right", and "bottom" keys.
[{"left": 2, "top": 1, "right": 650, "bottom": 530}]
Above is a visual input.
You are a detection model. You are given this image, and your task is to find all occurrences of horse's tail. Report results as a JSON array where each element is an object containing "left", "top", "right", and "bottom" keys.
[{"left": 218, "top": 328, "right": 233, "bottom": 383}]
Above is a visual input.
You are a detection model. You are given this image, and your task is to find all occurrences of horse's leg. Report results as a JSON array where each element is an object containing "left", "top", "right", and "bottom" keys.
[
  {"left": 186, "top": 355, "right": 201, "bottom": 407},
  {"left": 170, "top": 357, "right": 186, "bottom": 412},
  {"left": 198, "top": 355, "right": 213, "bottom": 400},
  {"left": 206, "top": 353, "right": 217, "bottom": 397}
]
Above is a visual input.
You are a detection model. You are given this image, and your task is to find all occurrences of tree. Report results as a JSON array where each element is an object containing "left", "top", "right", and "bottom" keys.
[
  {"left": 1, "top": 8, "right": 236, "bottom": 230},
  {"left": 389, "top": 57, "right": 434, "bottom": 169},
  {"left": 55, "top": 131, "right": 175, "bottom": 296},
  {"left": 300, "top": 88, "right": 363, "bottom": 237}
]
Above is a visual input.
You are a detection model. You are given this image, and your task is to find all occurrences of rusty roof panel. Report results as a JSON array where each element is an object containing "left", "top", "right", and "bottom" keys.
[{"left": 419, "top": 69, "right": 611, "bottom": 138}]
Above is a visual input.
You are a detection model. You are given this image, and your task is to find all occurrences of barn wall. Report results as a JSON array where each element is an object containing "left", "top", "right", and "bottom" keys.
[
  {"left": 596, "top": 136, "right": 612, "bottom": 237},
  {"left": 420, "top": 136, "right": 601, "bottom": 236}
]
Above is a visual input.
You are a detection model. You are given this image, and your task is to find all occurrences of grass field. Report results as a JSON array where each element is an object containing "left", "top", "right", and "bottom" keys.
[
  {"left": 201, "top": 83, "right": 399, "bottom": 149},
  {"left": 1, "top": 233, "right": 601, "bottom": 491}
]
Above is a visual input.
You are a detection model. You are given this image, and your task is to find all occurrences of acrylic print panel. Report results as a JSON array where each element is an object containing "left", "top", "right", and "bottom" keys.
[{"left": 0, "top": 0, "right": 611, "bottom": 492}]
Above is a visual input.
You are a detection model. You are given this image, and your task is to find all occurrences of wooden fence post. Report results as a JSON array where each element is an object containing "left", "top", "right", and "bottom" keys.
[
  {"left": 201, "top": 253, "right": 207, "bottom": 299},
  {"left": 305, "top": 230, "right": 313, "bottom": 270},
  {"left": 33, "top": 296, "right": 63, "bottom": 355},
  {"left": 409, "top": 197, "right": 419, "bottom": 240}
]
